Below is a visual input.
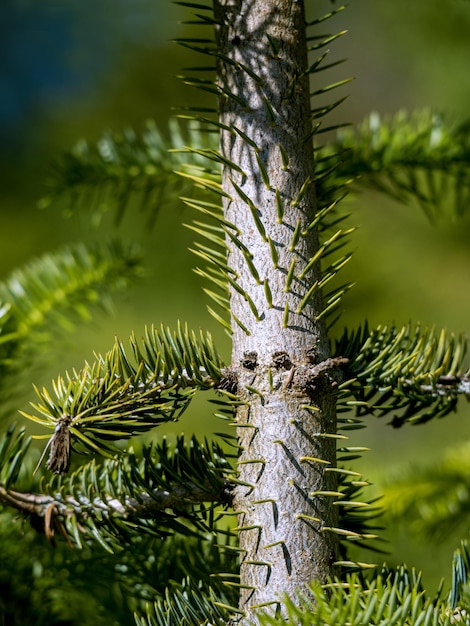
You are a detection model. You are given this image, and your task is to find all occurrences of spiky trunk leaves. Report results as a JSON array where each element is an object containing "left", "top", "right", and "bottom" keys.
[{"left": 214, "top": 0, "right": 339, "bottom": 616}]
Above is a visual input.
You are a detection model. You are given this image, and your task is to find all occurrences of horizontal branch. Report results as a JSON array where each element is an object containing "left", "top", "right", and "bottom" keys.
[
  {"left": 335, "top": 322, "right": 469, "bottom": 425},
  {"left": 22, "top": 323, "right": 226, "bottom": 467},
  {"left": 414, "top": 374, "right": 470, "bottom": 397},
  {"left": 0, "top": 479, "right": 231, "bottom": 543},
  {"left": 40, "top": 120, "right": 217, "bottom": 226}
]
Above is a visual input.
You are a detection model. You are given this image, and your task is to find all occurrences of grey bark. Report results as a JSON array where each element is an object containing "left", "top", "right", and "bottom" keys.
[{"left": 214, "top": 0, "right": 339, "bottom": 619}]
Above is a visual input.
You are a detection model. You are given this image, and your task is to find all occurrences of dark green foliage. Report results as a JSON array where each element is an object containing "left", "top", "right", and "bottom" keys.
[
  {"left": 0, "top": 516, "right": 121, "bottom": 626},
  {"left": 335, "top": 322, "right": 468, "bottom": 425}
]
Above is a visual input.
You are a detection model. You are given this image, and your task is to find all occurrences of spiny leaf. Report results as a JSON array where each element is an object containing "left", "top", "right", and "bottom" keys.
[
  {"left": 306, "top": 5, "right": 347, "bottom": 27},
  {"left": 174, "top": 3, "right": 213, "bottom": 12},
  {"left": 175, "top": 145, "right": 245, "bottom": 176},
  {"left": 307, "top": 30, "right": 348, "bottom": 50},
  {"left": 230, "top": 179, "right": 268, "bottom": 241}
]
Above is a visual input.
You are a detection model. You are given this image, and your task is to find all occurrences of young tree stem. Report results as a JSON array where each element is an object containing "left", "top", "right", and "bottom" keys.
[{"left": 214, "top": 0, "right": 339, "bottom": 618}]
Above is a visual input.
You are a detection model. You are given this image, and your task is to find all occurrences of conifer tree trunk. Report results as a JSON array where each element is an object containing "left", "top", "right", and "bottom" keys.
[{"left": 214, "top": 0, "right": 339, "bottom": 618}]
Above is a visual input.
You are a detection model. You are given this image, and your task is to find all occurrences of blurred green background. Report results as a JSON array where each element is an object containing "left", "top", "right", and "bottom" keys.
[{"left": 2, "top": 0, "right": 470, "bottom": 596}]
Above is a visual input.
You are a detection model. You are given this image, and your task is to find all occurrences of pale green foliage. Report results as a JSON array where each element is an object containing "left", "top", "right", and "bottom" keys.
[
  {"left": 0, "top": 240, "right": 143, "bottom": 407},
  {"left": 257, "top": 568, "right": 459, "bottom": 626},
  {"left": 0, "top": 240, "right": 142, "bottom": 337},
  {"left": 325, "top": 110, "right": 470, "bottom": 220},
  {"left": 40, "top": 120, "right": 216, "bottom": 227},
  {"left": 382, "top": 441, "right": 470, "bottom": 540}
]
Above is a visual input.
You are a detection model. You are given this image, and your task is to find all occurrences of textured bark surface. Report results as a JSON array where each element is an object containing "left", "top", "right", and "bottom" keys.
[{"left": 214, "top": 0, "right": 339, "bottom": 619}]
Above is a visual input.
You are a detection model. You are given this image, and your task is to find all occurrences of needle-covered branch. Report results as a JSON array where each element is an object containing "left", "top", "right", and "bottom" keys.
[
  {"left": 40, "top": 111, "right": 470, "bottom": 229},
  {"left": 40, "top": 120, "right": 215, "bottom": 226},
  {"left": 335, "top": 322, "right": 469, "bottom": 425},
  {"left": 0, "top": 434, "right": 236, "bottom": 550},
  {"left": 0, "top": 241, "right": 143, "bottom": 406},
  {"left": 21, "top": 324, "right": 226, "bottom": 467},
  {"left": 0, "top": 240, "right": 143, "bottom": 340},
  {"left": 320, "top": 110, "right": 470, "bottom": 220}
]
